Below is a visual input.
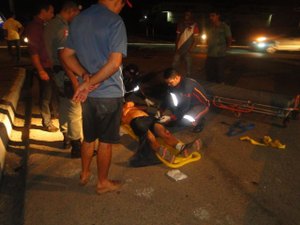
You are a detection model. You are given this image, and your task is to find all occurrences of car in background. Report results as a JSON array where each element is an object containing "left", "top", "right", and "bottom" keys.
[{"left": 250, "top": 29, "right": 300, "bottom": 53}]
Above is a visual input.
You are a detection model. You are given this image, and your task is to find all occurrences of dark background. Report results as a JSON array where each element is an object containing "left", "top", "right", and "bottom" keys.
[{"left": 1, "top": 0, "right": 300, "bottom": 44}]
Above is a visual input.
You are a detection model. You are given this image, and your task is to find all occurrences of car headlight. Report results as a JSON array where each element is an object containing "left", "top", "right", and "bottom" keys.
[
  {"left": 23, "top": 37, "right": 29, "bottom": 43},
  {"left": 256, "top": 36, "right": 267, "bottom": 42},
  {"left": 257, "top": 42, "right": 266, "bottom": 48}
]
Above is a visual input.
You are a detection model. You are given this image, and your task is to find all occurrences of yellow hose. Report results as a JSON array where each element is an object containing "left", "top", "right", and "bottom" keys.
[
  {"left": 240, "top": 136, "right": 286, "bottom": 149},
  {"left": 155, "top": 151, "right": 201, "bottom": 168}
]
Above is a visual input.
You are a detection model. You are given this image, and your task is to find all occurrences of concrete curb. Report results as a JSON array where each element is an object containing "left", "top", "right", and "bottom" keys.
[{"left": 0, "top": 67, "right": 26, "bottom": 181}]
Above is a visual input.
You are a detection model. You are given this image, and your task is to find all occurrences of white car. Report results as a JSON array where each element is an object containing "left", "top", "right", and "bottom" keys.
[{"left": 250, "top": 30, "right": 300, "bottom": 53}]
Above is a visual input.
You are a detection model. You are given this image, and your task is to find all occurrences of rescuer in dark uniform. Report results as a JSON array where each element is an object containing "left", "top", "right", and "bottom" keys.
[{"left": 159, "top": 68, "right": 210, "bottom": 133}]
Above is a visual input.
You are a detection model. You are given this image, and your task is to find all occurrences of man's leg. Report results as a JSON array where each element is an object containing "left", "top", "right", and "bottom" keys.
[
  {"left": 96, "top": 142, "right": 121, "bottom": 193},
  {"left": 96, "top": 142, "right": 112, "bottom": 186},
  {"left": 189, "top": 105, "right": 209, "bottom": 133},
  {"left": 146, "top": 130, "right": 160, "bottom": 151},
  {"left": 153, "top": 123, "right": 178, "bottom": 147},
  {"left": 172, "top": 52, "right": 181, "bottom": 70},
  {"left": 185, "top": 52, "right": 192, "bottom": 76},
  {"left": 15, "top": 40, "right": 21, "bottom": 62},
  {"left": 216, "top": 57, "right": 225, "bottom": 83},
  {"left": 39, "top": 79, "right": 52, "bottom": 127},
  {"left": 67, "top": 99, "right": 82, "bottom": 157},
  {"left": 7, "top": 40, "right": 13, "bottom": 58},
  {"left": 205, "top": 57, "right": 217, "bottom": 82},
  {"left": 80, "top": 98, "right": 94, "bottom": 184},
  {"left": 80, "top": 140, "right": 95, "bottom": 185},
  {"left": 58, "top": 96, "right": 68, "bottom": 144}
]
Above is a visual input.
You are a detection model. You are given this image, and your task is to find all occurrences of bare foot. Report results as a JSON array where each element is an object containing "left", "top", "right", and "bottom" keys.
[
  {"left": 79, "top": 172, "right": 91, "bottom": 186},
  {"left": 96, "top": 180, "right": 122, "bottom": 194}
]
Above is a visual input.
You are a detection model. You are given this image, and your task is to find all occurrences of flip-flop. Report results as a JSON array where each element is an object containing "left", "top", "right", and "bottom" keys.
[
  {"left": 177, "top": 139, "right": 202, "bottom": 157},
  {"left": 227, "top": 121, "right": 255, "bottom": 136}
]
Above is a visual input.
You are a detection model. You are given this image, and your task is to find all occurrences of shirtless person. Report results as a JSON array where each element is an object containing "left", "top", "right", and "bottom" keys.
[{"left": 122, "top": 101, "right": 200, "bottom": 167}]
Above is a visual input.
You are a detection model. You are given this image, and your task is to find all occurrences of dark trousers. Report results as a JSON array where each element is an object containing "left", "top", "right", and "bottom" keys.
[
  {"left": 205, "top": 56, "right": 225, "bottom": 83},
  {"left": 37, "top": 68, "right": 58, "bottom": 126},
  {"left": 7, "top": 39, "right": 21, "bottom": 61}
]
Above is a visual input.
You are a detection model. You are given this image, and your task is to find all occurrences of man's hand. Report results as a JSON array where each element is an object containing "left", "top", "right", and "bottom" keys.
[
  {"left": 154, "top": 110, "right": 161, "bottom": 119},
  {"left": 72, "top": 74, "right": 100, "bottom": 103},
  {"left": 72, "top": 80, "right": 90, "bottom": 103},
  {"left": 159, "top": 115, "right": 171, "bottom": 124},
  {"left": 38, "top": 70, "right": 50, "bottom": 81},
  {"left": 145, "top": 98, "right": 155, "bottom": 107}
]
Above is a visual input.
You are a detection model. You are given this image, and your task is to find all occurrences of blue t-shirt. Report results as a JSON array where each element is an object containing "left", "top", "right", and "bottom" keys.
[{"left": 66, "top": 3, "right": 127, "bottom": 98}]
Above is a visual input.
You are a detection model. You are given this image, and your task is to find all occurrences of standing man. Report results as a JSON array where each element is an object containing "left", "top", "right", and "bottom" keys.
[
  {"left": 172, "top": 10, "right": 200, "bottom": 77},
  {"left": 3, "top": 12, "right": 24, "bottom": 63},
  {"left": 44, "top": 1, "right": 82, "bottom": 157},
  {"left": 205, "top": 9, "right": 232, "bottom": 83},
  {"left": 62, "top": 0, "right": 130, "bottom": 194},
  {"left": 25, "top": 1, "right": 58, "bottom": 132},
  {"left": 159, "top": 68, "right": 210, "bottom": 133}
]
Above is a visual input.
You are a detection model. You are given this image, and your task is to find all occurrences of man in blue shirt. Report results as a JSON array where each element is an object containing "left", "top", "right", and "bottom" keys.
[{"left": 62, "top": 0, "right": 129, "bottom": 194}]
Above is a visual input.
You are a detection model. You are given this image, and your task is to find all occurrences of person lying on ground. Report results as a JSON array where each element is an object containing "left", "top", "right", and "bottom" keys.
[{"left": 122, "top": 101, "right": 200, "bottom": 167}]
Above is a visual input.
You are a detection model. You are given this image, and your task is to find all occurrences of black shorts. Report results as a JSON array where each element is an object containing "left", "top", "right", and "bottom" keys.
[
  {"left": 82, "top": 97, "right": 123, "bottom": 143},
  {"left": 130, "top": 116, "right": 156, "bottom": 138}
]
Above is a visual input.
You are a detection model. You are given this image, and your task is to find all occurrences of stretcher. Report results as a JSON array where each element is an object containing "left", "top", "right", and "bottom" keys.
[
  {"left": 121, "top": 124, "right": 201, "bottom": 168},
  {"left": 202, "top": 81, "right": 299, "bottom": 126}
]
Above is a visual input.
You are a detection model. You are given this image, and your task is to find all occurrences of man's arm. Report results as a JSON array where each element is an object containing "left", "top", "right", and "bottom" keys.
[
  {"left": 89, "top": 52, "right": 122, "bottom": 85},
  {"left": 58, "top": 49, "right": 79, "bottom": 90},
  {"left": 18, "top": 23, "right": 24, "bottom": 36},
  {"left": 62, "top": 48, "right": 123, "bottom": 102},
  {"left": 30, "top": 54, "right": 49, "bottom": 81},
  {"left": 189, "top": 24, "right": 200, "bottom": 52},
  {"left": 61, "top": 47, "right": 87, "bottom": 77},
  {"left": 225, "top": 24, "right": 232, "bottom": 49}
]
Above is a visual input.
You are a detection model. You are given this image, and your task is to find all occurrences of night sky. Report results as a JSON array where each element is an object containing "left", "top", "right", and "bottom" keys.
[
  {"left": 2, "top": 0, "right": 300, "bottom": 18},
  {"left": 1, "top": 0, "right": 299, "bottom": 40}
]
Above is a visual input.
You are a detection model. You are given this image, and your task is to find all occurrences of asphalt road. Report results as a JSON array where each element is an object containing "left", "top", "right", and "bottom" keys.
[{"left": 0, "top": 44, "right": 300, "bottom": 225}]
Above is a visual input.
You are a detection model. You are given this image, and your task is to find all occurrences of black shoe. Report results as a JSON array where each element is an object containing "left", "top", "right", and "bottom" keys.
[
  {"left": 62, "top": 133, "right": 71, "bottom": 149},
  {"left": 71, "top": 139, "right": 81, "bottom": 158},
  {"left": 43, "top": 123, "right": 59, "bottom": 132},
  {"left": 192, "top": 118, "right": 205, "bottom": 133}
]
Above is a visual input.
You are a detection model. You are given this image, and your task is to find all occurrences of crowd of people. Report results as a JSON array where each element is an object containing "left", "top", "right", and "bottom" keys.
[{"left": 2, "top": 0, "right": 232, "bottom": 194}]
